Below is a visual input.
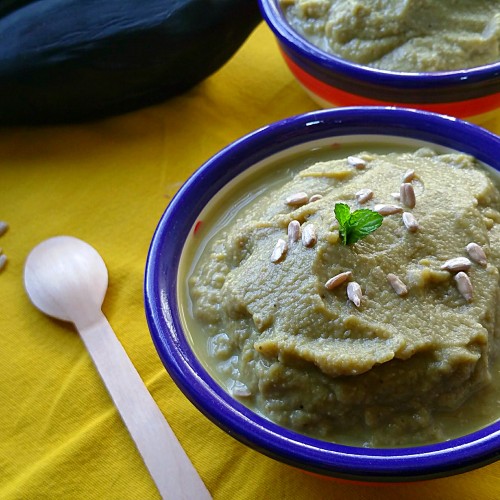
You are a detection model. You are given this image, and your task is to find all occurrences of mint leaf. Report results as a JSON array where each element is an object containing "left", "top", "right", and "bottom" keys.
[
  {"left": 334, "top": 203, "right": 383, "bottom": 245},
  {"left": 334, "top": 203, "right": 351, "bottom": 244},
  {"left": 347, "top": 209, "right": 383, "bottom": 244},
  {"left": 334, "top": 202, "right": 351, "bottom": 226}
]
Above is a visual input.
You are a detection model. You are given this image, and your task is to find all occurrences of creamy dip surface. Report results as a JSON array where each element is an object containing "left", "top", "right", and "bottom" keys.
[
  {"left": 280, "top": 0, "right": 500, "bottom": 72},
  {"left": 183, "top": 145, "right": 500, "bottom": 447}
]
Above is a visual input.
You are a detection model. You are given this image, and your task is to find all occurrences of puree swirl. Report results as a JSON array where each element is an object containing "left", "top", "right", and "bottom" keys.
[
  {"left": 188, "top": 148, "right": 500, "bottom": 446},
  {"left": 280, "top": 0, "right": 500, "bottom": 72}
]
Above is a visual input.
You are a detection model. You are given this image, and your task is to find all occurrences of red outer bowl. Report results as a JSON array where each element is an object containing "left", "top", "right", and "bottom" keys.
[{"left": 258, "top": 0, "right": 500, "bottom": 122}]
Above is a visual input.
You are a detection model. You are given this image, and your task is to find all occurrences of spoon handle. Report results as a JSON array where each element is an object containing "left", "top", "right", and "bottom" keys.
[{"left": 77, "top": 311, "right": 212, "bottom": 500}]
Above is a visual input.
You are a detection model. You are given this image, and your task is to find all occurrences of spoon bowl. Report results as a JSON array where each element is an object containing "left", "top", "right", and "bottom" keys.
[{"left": 24, "top": 236, "right": 107, "bottom": 325}]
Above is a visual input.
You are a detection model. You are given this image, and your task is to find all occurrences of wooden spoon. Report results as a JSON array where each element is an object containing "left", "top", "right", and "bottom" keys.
[{"left": 24, "top": 236, "right": 211, "bottom": 500}]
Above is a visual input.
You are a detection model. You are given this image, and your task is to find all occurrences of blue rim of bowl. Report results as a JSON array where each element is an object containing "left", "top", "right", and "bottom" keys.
[
  {"left": 257, "top": 0, "right": 500, "bottom": 103},
  {"left": 145, "top": 107, "right": 500, "bottom": 482}
]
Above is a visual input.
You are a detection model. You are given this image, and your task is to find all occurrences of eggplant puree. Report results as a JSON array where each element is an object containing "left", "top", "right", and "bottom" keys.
[
  {"left": 187, "top": 147, "right": 500, "bottom": 446},
  {"left": 280, "top": 0, "right": 500, "bottom": 72}
]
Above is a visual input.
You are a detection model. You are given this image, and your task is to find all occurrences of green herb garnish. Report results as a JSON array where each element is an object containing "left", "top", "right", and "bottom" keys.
[{"left": 334, "top": 203, "right": 383, "bottom": 245}]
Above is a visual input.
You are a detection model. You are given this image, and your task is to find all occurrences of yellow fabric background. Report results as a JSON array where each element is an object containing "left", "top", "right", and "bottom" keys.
[{"left": 1, "top": 22, "right": 499, "bottom": 500}]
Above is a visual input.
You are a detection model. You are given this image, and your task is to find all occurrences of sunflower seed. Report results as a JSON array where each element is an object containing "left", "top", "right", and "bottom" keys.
[
  {"left": 355, "top": 188, "right": 373, "bottom": 204},
  {"left": 374, "top": 204, "right": 403, "bottom": 215},
  {"left": 325, "top": 271, "right": 352, "bottom": 290},
  {"left": 347, "top": 281, "right": 363, "bottom": 307},
  {"left": 441, "top": 257, "right": 472, "bottom": 273},
  {"left": 402, "top": 169, "right": 415, "bottom": 182},
  {"left": 302, "top": 224, "right": 317, "bottom": 248},
  {"left": 0, "top": 254, "right": 6, "bottom": 272},
  {"left": 271, "top": 238, "right": 288, "bottom": 263},
  {"left": 287, "top": 220, "right": 301, "bottom": 244},
  {"left": 347, "top": 156, "right": 367, "bottom": 169},
  {"left": 286, "top": 192, "right": 309, "bottom": 207},
  {"left": 0, "top": 221, "right": 8, "bottom": 237},
  {"left": 402, "top": 212, "right": 419, "bottom": 232},
  {"left": 454, "top": 271, "right": 473, "bottom": 302},
  {"left": 466, "top": 242, "right": 487, "bottom": 266},
  {"left": 387, "top": 273, "right": 408, "bottom": 296},
  {"left": 400, "top": 183, "right": 416, "bottom": 208},
  {"left": 309, "top": 194, "right": 323, "bottom": 203}
]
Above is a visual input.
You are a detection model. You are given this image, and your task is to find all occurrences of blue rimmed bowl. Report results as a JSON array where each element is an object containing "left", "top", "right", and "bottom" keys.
[
  {"left": 144, "top": 107, "right": 500, "bottom": 482},
  {"left": 258, "top": 0, "right": 500, "bottom": 124}
]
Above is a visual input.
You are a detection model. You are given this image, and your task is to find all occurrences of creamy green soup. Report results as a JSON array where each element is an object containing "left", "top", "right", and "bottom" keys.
[
  {"left": 280, "top": 0, "right": 500, "bottom": 72},
  {"left": 180, "top": 141, "right": 500, "bottom": 447}
]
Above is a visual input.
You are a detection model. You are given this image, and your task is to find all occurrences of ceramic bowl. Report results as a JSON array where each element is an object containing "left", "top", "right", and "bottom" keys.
[
  {"left": 258, "top": 0, "right": 500, "bottom": 124},
  {"left": 144, "top": 107, "right": 500, "bottom": 482}
]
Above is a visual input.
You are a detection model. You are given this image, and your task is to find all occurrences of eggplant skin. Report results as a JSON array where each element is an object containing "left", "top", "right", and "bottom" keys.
[{"left": 0, "top": 0, "right": 262, "bottom": 124}]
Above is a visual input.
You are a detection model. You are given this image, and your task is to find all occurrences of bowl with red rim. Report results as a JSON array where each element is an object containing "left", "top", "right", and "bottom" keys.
[
  {"left": 144, "top": 107, "right": 500, "bottom": 483},
  {"left": 257, "top": 0, "right": 500, "bottom": 124}
]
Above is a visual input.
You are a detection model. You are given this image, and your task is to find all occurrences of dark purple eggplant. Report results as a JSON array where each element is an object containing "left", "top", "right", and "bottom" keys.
[{"left": 0, "top": 0, "right": 261, "bottom": 124}]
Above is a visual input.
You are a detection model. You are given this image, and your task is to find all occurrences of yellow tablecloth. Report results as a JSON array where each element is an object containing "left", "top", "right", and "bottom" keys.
[{"left": 1, "top": 22, "right": 499, "bottom": 500}]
